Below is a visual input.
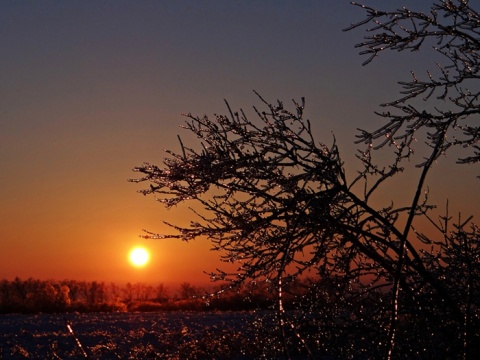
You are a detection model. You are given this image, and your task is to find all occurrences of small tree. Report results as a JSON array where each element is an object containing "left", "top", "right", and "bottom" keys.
[
  {"left": 177, "top": 282, "right": 201, "bottom": 300},
  {"left": 131, "top": 1, "right": 479, "bottom": 358},
  {"left": 155, "top": 283, "right": 170, "bottom": 303}
]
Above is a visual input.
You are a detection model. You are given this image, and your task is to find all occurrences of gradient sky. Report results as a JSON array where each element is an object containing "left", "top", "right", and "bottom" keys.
[{"left": 1, "top": 1, "right": 478, "bottom": 287}]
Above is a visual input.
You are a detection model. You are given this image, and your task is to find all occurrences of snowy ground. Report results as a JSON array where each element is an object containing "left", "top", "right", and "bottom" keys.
[{"left": 0, "top": 311, "right": 288, "bottom": 359}]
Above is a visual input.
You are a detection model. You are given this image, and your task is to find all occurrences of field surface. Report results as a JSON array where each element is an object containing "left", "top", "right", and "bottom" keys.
[{"left": 0, "top": 311, "right": 293, "bottom": 359}]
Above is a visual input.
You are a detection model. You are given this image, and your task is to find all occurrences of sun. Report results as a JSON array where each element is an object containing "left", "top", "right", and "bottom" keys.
[{"left": 128, "top": 247, "right": 150, "bottom": 267}]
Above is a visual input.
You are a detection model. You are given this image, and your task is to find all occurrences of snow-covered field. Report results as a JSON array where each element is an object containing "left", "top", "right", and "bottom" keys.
[{"left": 0, "top": 311, "right": 285, "bottom": 359}]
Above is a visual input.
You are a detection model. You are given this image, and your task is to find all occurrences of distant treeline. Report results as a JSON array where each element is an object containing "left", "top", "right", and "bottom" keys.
[{"left": 0, "top": 277, "right": 305, "bottom": 314}]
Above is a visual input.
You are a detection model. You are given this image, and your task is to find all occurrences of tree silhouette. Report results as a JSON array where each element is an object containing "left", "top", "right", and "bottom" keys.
[
  {"left": 131, "top": 1, "right": 479, "bottom": 358},
  {"left": 155, "top": 283, "right": 170, "bottom": 303},
  {"left": 178, "top": 282, "right": 201, "bottom": 300}
]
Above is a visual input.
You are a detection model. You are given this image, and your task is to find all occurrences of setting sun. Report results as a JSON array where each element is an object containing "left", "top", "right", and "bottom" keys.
[{"left": 128, "top": 247, "right": 150, "bottom": 267}]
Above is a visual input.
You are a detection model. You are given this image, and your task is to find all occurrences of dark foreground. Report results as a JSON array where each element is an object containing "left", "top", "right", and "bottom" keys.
[{"left": 0, "top": 311, "right": 322, "bottom": 359}]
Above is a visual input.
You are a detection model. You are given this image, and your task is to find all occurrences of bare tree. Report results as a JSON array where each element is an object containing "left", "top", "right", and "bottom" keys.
[
  {"left": 130, "top": 1, "right": 479, "bottom": 359},
  {"left": 178, "top": 282, "right": 201, "bottom": 300},
  {"left": 155, "top": 283, "right": 170, "bottom": 303},
  {"left": 345, "top": 2, "right": 480, "bottom": 358}
]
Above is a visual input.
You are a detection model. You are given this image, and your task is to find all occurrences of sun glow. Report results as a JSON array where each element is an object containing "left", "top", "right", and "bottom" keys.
[{"left": 128, "top": 247, "right": 150, "bottom": 267}]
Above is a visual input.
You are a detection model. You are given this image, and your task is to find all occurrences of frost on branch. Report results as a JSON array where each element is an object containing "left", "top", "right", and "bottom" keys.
[
  {"left": 129, "top": 1, "right": 480, "bottom": 358},
  {"left": 130, "top": 94, "right": 353, "bottom": 284},
  {"left": 346, "top": 1, "right": 480, "bottom": 166},
  {"left": 130, "top": 90, "right": 478, "bottom": 357}
]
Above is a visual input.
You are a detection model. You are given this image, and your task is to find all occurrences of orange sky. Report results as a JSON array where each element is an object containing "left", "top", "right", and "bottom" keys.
[{"left": 1, "top": 1, "right": 478, "bottom": 287}]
